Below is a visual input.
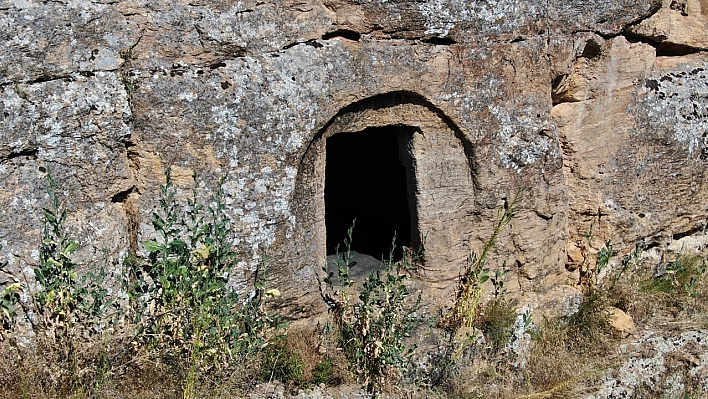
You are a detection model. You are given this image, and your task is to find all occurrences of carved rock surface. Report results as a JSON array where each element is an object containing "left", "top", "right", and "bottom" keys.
[{"left": 0, "top": 0, "right": 706, "bottom": 323}]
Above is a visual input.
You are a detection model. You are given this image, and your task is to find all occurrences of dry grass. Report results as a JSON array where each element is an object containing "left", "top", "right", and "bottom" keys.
[
  {"left": 434, "top": 253, "right": 708, "bottom": 399},
  {"left": 281, "top": 327, "right": 349, "bottom": 386},
  {"left": 0, "top": 327, "right": 269, "bottom": 399},
  {"left": 438, "top": 299, "right": 617, "bottom": 399},
  {"left": 1, "top": 247, "right": 706, "bottom": 399}
]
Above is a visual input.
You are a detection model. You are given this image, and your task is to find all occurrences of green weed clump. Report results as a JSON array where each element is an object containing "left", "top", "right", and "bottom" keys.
[
  {"left": 0, "top": 172, "right": 123, "bottom": 397},
  {"left": 258, "top": 339, "right": 305, "bottom": 385},
  {"left": 320, "top": 222, "right": 421, "bottom": 393},
  {"left": 639, "top": 255, "right": 707, "bottom": 306},
  {"left": 128, "top": 169, "right": 284, "bottom": 381},
  {"left": 422, "top": 195, "right": 522, "bottom": 397},
  {"left": 312, "top": 356, "right": 337, "bottom": 385},
  {"left": 0, "top": 245, "right": 20, "bottom": 332},
  {"left": 522, "top": 236, "right": 708, "bottom": 399},
  {"left": 0, "top": 168, "right": 285, "bottom": 398},
  {"left": 477, "top": 297, "right": 516, "bottom": 352}
]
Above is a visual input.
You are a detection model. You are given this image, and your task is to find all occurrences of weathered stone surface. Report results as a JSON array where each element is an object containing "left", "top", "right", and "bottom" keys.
[
  {"left": 553, "top": 33, "right": 708, "bottom": 273},
  {"left": 608, "top": 306, "right": 636, "bottom": 337},
  {"left": 0, "top": 0, "right": 705, "bottom": 322},
  {"left": 629, "top": 0, "right": 708, "bottom": 53},
  {"left": 594, "top": 330, "right": 708, "bottom": 398},
  {"left": 0, "top": 0, "right": 141, "bottom": 83},
  {"left": 0, "top": 71, "right": 133, "bottom": 283}
]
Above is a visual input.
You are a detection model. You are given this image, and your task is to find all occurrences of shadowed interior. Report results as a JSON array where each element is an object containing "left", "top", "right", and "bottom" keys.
[{"left": 325, "top": 126, "right": 411, "bottom": 261}]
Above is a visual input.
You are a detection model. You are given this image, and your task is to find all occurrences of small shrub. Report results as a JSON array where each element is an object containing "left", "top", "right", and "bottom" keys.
[
  {"left": 564, "top": 290, "right": 615, "bottom": 351},
  {"left": 126, "top": 168, "right": 286, "bottom": 396},
  {"left": 258, "top": 339, "right": 305, "bottom": 385},
  {"left": 478, "top": 297, "right": 516, "bottom": 352},
  {"left": 0, "top": 249, "right": 20, "bottom": 332},
  {"left": 312, "top": 356, "right": 337, "bottom": 385},
  {"left": 265, "top": 327, "right": 349, "bottom": 387},
  {"left": 31, "top": 173, "right": 118, "bottom": 336},
  {"left": 423, "top": 195, "right": 520, "bottom": 395},
  {"left": 640, "top": 255, "right": 707, "bottom": 302},
  {"left": 0, "top": 172, "right": 123, "bottom": 397},
  {"left": 320, "top": 222, "right": 421, "bottom": 392},
  {"left": 0, "top": 169, "right": 286, "bottom": 398},
  {"left": 440, "top": 191, "right": 519, "bottom": 331},
  {"left": 476, "top": 262, "right": 517, "bottom": 352}
]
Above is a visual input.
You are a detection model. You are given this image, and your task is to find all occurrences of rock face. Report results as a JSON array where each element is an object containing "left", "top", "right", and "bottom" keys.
[
  {"left": 0, "top": 0, "right": 706, "bottom": 319},
  {"left": 594, "top": 329, "right": 708, "bottom": 398}
]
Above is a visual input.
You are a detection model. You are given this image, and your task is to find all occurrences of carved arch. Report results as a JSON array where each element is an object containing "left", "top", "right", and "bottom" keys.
[{"left": 273, "top": 91, "right": 477, "bottom": 317}]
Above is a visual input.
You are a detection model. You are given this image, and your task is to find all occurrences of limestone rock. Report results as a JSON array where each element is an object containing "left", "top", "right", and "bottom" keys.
[
  {"left": 553, "top": 33, "right": 708, "bottom": 268},
  {"left": 608, "top": 307, "right": 636, "bottom": 337},
  {"left": 0, "top": 0, "right": 705, "bottom": 322},
  {"left": 324, "top": 252, "right": 384, "bottom": 286},
  {"left": 594, "top": 330, "right": 708, "bottom": 398},
  {"left": 629, "top": 0, "right": 708, "bottom": 53}
]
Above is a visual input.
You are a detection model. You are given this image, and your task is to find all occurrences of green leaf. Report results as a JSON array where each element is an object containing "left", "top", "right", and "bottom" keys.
[
  {"left": 142, "top": 241, "right": 164, "bottom": 253},
  {"left": 152, "top": 217, "right": 165, "bottom": 230},
  {"left": 62, "top": 241, "right": 78, "bottom": 256},
  {"left": 170, "top": 239, "right": 187, "bottom": 251},
  {"left": 42, "top": 208, "right": 56, "bottom": 223}
]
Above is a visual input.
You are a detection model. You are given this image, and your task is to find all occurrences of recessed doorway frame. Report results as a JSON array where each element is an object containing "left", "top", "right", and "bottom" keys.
[{"left": 287, "top": 91, "right": 477, "bottom": 292}]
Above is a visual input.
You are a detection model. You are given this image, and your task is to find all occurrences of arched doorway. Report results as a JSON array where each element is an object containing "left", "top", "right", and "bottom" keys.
[{"left": 276, "top": 91, "right": 477, "bottom": 317}]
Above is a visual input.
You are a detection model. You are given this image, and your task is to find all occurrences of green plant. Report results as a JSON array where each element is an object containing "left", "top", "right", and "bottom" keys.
[
  {"left": 596, "top": 240, "right": 613, "bottom": 274},
  {"left": 312, "top": 356, "right": 336, "bottom": 385},
  {"left": 0, "top": 171, "right": 123, "bottom": 396},
  {"left": 0, "top": 283, "right": 20, "bottom": 332},
  {"left": 33, "top": 172, "right": 82, "bottom": 331},
  {"left": 490, "top": 262, "right": 510, "bottom": 299},
  {"left": 129, "top": 168, "right": 285, "bottom": 390},
  {"left": 31, "top": 172, "right": 117, "bottom": 335},
  {"left": 423, "top": 195, "right": 520, "bottom": 392},
  {"left": 0, "top": 169, "right": 292, "bottom": 398},
  {"left": 478, "top": 297, "right": 516, "bottom": 352},
  {"left": 258, "top": 339, "right": 305, "bottom": 384},
  {"left": 0, "top": 246, "right": 20, "bottom": 332},
  {"left": 441, "top": 190, "right": 520, "bottom": 331},
  {"left": 639, "top": 254, "right": 707, "bottom": 310},
  {"left": 321, "top": 222, "right": 421, "bottom": 392}
]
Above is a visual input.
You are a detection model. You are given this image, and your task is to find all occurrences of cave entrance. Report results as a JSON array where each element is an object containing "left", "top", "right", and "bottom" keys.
[
  {"left": 280, "top": 92, "right": 478, "bottom": 314},
  {"left": 325, "top": 126, "right": 414, "bottom": 261}
]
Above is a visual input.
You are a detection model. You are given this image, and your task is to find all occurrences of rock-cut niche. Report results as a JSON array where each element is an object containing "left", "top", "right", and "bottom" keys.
[{"left": 287, "top": 91, "right": 477, "bottom": 306}]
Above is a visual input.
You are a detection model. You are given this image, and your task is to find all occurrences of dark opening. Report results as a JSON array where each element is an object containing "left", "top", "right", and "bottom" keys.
[
  {"left": 422, "top": 36, "right": 457, "bottom": 45},
  {"left": 322, "top": 29, "right": 361, "bottom": 42},
  {"left": 325, "top": 126, "right": 412, "bottom": 261}
]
